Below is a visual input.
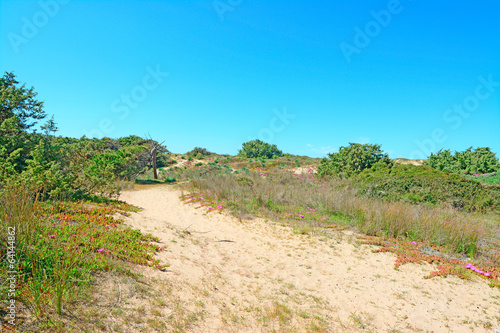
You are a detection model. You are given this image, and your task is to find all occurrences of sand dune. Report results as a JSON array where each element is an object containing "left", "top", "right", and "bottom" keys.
[{"left": 117, "top": 185, "right": 500, "bottom": 332}]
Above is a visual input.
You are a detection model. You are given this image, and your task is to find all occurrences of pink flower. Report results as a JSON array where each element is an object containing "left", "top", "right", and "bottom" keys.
[
  {"left": 253, "top": 204, "right": 257, "bottom": 207},
  {"left": 321, "top": 218, "right": 327, "bottom": 221},
  {"left": 470, "top": 266, "right": 476, "bottom": 270},
  {"left": 299, "top": 215, "right": 304, "bottom": 218},
  {"left": 208, "top": 206, "right": 214, "bottom": 210},
  {"left": 49, "top": 234, "right": 55, "bottom": 238},
  {"left": 465, "top": 263, "right": 473, "bottom": 268},
  {"left": 98, "top": 248, "right": 104, "bottom": 252},
  {"left": 217, "top": 205, "right": 222, "bottom": 209},
  {"left": 484, "top": 272, "right": 491, "bottom": 277},
  {"left": 72, "top": 234, "right": 77, "bottom": 237},
  {"left": 412, "top": 241, "right": 417, "bottom": 245}
]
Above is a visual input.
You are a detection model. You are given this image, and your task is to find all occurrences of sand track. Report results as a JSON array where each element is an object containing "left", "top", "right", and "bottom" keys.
[{"left": 118, "top": 185, "right": 500, "bottom": 332}]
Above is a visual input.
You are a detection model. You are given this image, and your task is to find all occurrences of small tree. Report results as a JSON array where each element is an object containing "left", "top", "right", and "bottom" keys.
[
  {"left": 317, "top": 142, "right": 391, "bottom": 178},
  {"left": 237, "top": 140, "right": 283, "bottom": 159},
  {"left": 1, "top": 71, "right": 46, "bottom": 134},
  {"left": 0, "top": 71, "right": 49, "bottom": 175}
]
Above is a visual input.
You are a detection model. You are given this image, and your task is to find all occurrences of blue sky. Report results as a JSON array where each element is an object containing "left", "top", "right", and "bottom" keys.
[{"left": 1, "top": 0, "right": 499, "bottom": 158}]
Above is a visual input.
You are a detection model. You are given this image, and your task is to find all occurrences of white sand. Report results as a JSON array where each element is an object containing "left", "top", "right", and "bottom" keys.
[{"left": 118, "top": 185, "right": 500, "bottom": 332}]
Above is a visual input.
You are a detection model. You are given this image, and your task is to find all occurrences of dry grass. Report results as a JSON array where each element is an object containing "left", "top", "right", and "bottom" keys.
[{"left": 186, "top": 171, "right": 482, "bottom": 256}]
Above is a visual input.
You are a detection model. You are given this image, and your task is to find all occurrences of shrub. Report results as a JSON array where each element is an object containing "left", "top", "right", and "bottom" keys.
[
  {"left": 425, "top": 147, "right": 500, "bottom": 175},
  {"left": 237, "top": 140, "right": 283, "bottom": 159},
  {"left": 155, "top": 153, "right": 171, "bottom": 168},
  {"left": 317, "top": 143, "right": 391, "bottom": 178},
  {"left": 354, "top": 164, "right": 500, "bottom": 212},
  {"left": 187, "top": 147, "right": 212, "bottom": 158}
]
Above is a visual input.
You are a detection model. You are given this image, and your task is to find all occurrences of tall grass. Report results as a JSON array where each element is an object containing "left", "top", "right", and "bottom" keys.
[
  {"left": 187, "top": 171, "right": 481, "bottom": 255},
  {"left": 0, "top": 181, "right": 89, "bottom": 320},
  {"left": 1, "top": 179, "right": 164, "bottom": 327}
]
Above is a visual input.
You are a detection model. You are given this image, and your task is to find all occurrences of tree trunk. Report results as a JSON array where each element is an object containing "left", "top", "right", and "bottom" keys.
[{"left": 153, "top": 149, "right": 158, "bottom": 179}]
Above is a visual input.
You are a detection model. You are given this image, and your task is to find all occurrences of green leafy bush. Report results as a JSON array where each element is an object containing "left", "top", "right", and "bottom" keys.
[
  {"left": 187, "top": 147, "right": 212, "bottom": 159},
  {"left": 317, "top": 143, "right": 391, "bottom": 178},
  {"left": 354, "top": 164, "right": 500, "bottom": 212},
  {"left": 425, "top": 147, "right": 500, "bottom": 175},
  {"left": 237, "top": 139, "right": 283, "bottom": 159}
]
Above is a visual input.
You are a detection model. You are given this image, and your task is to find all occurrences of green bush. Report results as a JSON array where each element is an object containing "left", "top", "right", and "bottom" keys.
[
  {"left": 354, "top": 164, "right": 500, "bottom": 212},
  {"left": 187, "top": 147, "right": 212, "bottom": 158},
  {"left": 237, "top": 139, "right": 283, "bottom": 159},
  {"left": 317, "top": 143, "right": 391, "bottom": 178},
  {"left": 425, "top": 147, "right": 500, "bottom": 175}
]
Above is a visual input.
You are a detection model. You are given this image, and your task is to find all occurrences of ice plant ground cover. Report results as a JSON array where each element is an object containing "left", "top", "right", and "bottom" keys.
[{"left": 467, "top": 172, "right": 500, "bottom": 187}]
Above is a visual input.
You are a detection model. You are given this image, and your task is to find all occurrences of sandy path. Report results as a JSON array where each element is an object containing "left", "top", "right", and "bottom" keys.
[{"left": 118, "top": 185, "right": 500, "bottom": 332}]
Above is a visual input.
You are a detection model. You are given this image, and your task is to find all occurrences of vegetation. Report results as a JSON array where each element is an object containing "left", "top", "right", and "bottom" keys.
[
  {"left": 0, "top": 181, "right": 165, "bottom": 329},
  {"left": 355, "top": 164, "right": 500, "bottom": 212},
  {"left": 425, "top": 147, "right": 500, "bottom": 175},
  {"left": 237, "top": 139, "right": 283, "bottom": 159},
  {"left": 1, "top": 73, "right": 170, "bottom": 199},
  {"left": 317, "top": 143, "right": 391, "bottom": 178},
  {"left": 185, "top": 169, "right": 485, "bottom": 254},
  {"left": 466, "top": 172, "right": 500, "bottom": 187},
  {"left": 187, "top": 147, "right": 212, "bottom": 159},
  {"left": 0, "top": 72, "right": 171, "bottom": 328},
  {"left": 2, "top": 72, "right": 500, "bottom": 330}
]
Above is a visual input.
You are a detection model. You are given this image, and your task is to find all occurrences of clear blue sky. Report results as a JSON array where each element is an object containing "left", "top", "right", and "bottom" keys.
[{"left": 1, "top": 0, "right": 499, "bottom": 158}]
